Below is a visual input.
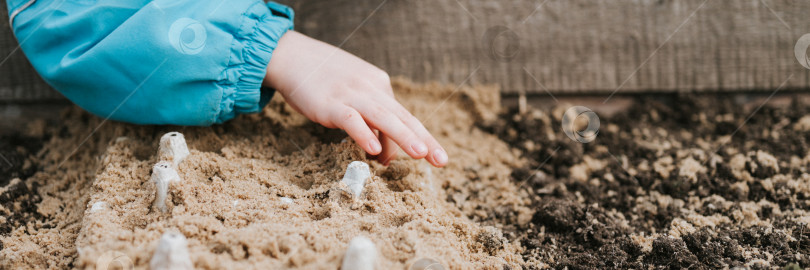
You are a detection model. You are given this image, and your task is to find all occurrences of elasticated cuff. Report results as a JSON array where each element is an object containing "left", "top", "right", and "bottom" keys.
[{"left": 215, "top": 1, "right": 293, "bottom": 124}]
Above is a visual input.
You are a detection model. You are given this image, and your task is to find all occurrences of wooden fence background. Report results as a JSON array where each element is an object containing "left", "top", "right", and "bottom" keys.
[
  {"left": 1, "top": 1, "right": 64, "bottom": 101},
  {"left": 2, "top": 0, "right": 810, "bottom": 103}
]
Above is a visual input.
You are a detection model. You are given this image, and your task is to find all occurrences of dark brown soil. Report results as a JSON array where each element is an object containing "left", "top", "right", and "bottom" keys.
[
  {"left": 0, "top": 134, "right": 43, "bottom": 186},
  {"left": 482, "top": 94, "right": 810, "bottom": 269},
  {"left": 0, "top": 134, "right": 45, "bottom": 238}
]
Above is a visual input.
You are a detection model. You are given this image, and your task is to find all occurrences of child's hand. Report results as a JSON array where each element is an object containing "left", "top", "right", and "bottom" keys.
[{"left": 263, "top": 31, "right": 448, "bottom": 167}]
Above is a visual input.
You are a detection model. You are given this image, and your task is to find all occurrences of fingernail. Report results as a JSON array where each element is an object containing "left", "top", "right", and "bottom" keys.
[
  {"left": 411, "top": 143, "right": 428, "bottom": 155},
  {"left": 433, "top": 148, "right": 448, "bottom": 165},
  {"left": 368, "top": 140, "right": 381, "bottom": 154}
]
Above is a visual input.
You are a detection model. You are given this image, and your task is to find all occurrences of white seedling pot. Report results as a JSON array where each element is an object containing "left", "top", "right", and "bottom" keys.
[
  {"left": 152, "top": 161, "right": 181, "bottom": 213},
  {"left": 341, "top": 236, "right": 377, "bottom": 270},
  {"left": 159, "top": 132, "right": 190, "bottom": 168},
  {"left": 342, "top": 161, "right": 371, "bottom": 198},
  {"left": 89, "top": 201, "right": 107, "bottom": 213},
  {"left": 150, "top": 231, "right": 193, "bottom": 270}
]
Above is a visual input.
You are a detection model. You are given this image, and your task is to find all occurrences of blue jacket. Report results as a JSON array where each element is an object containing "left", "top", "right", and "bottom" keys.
[{"left": 7, "top": 0, "right": 294, "bottom": 125}]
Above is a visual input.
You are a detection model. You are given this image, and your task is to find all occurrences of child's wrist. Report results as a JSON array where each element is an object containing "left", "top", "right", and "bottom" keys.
[{"left": 263, "top": 30, "right": 299, "bottom": 91}]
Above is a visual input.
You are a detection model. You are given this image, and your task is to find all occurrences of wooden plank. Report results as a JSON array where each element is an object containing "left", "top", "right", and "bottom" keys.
[
  {"left": 293, "top": 0, "right": 810, "bottom": 94},
  {"left": 0, "top": 103, "right": 69, "bottom": 135},
  {"left": 2, "top": 0, "right": 810, "bottom": 102},
  {"left": 0, "top": 3, "right": 63, "bottom": 102}
]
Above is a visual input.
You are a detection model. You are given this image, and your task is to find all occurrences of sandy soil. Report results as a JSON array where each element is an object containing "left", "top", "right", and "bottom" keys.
[{"left": 0, "top": 79, "right": 529, "bottom": 269}]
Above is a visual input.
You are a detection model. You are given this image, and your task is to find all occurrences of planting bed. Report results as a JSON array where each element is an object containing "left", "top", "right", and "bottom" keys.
[
  {"left": 1, "top": 79, "right": 809, "bottom": 269},
  {"left": 483, "top": 95, "right": 810, "bottom": 269}
]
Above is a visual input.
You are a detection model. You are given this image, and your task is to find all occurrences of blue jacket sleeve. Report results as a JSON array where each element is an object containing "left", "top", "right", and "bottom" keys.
[{"left": 7, "top": 0, "right": 294, "bottom": 125}]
